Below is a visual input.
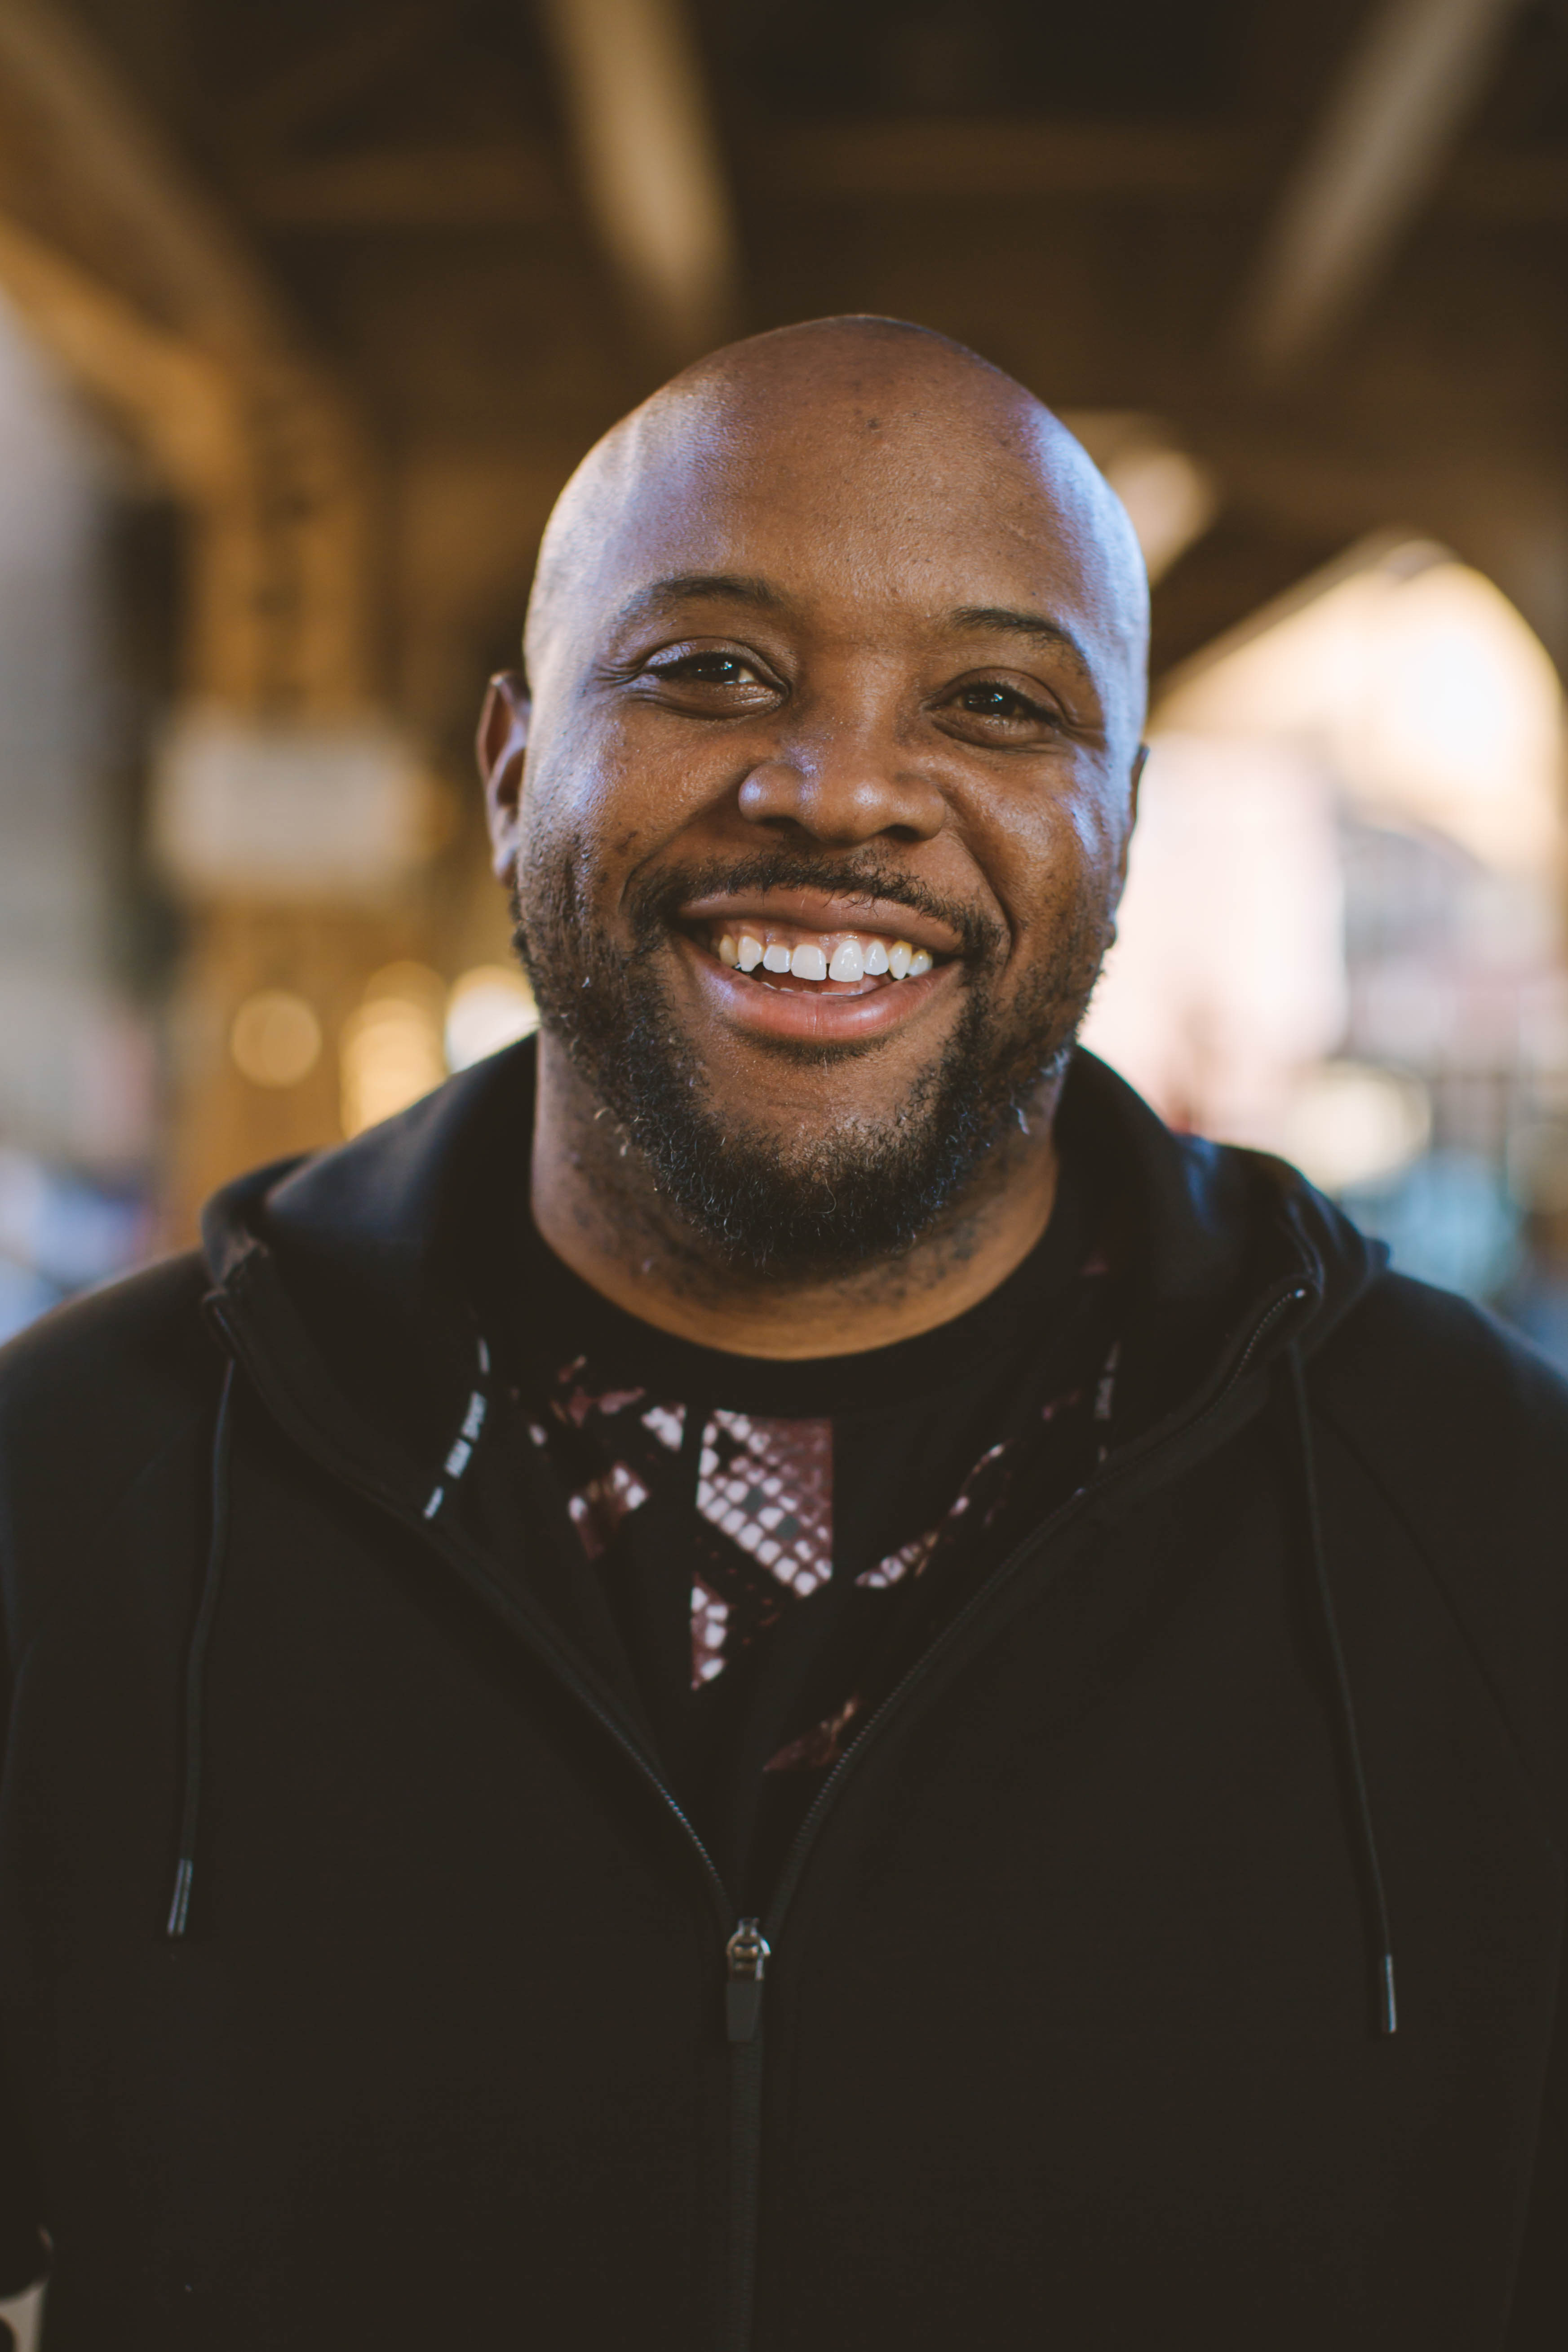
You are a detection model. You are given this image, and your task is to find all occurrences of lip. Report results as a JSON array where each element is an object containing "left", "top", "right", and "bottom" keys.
[
  {"left": 673, "top": 930, "right": 956, "bottom": 1044},
  {"left": 675, "top": 885, "right": 963, "bottom": 960}
]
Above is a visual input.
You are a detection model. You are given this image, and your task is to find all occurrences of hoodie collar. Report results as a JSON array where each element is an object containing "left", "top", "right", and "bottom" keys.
[{"left": 201, "top": 1038, "right": 1387, "bottom": 1516}]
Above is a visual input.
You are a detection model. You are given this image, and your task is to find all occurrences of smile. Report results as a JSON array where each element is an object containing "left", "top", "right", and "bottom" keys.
[
  {"left": 669, "top": 890, "right": 964, "bottom": 1045},
  {"left": 708, "top": 918, "right": 936, "bottom": 993}
]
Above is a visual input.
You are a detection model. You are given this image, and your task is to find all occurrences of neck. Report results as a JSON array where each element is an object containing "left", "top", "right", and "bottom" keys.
[{"left": 528, "top": 1037, "right": 1063, "bottom": 1360}]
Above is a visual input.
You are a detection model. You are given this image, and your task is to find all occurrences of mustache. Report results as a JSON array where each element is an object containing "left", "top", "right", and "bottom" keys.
[{"left": 623, "top": 848, "right": 1005, "bottom": 966}]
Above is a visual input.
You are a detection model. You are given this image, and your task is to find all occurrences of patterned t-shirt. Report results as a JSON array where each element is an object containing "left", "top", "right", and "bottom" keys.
[{"left": 509, "top": 1165, "right": 1121, "bottom": 1896}]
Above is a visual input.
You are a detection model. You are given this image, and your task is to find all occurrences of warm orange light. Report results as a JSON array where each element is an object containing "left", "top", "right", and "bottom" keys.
[
  {"left": 340, "top": 964, "right": 446, "bottom": 1137},
  {"left": 230, "top": 991, "right": 322, "bottom": 1088},
  {"left": 445, "top": 966, "right": 538, "bottom": 1070}
]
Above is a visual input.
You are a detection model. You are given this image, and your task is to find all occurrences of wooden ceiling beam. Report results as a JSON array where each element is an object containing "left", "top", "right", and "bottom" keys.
[
  {"left": 0, "top": 0, "right": 374, "bottom": 712},
  {"left": 0, "top": 207, "right": 240, "bottom": 507},
  {"left": 230, "top": 120, "right": 1568, "bottom": 235},
  {"left": 536, "top": 0, "right": 737, "bottom": 361},
  {"left": 760, "top": 118, "right": 1269, "bottom": 204},
  {"left": 244, "top": 142, "right": 564, "bottom": 231},
  {"left": 1234, "top": 0, "right": 1529, "bottom": 373},
  {"left": 234, "top": 119, "right": 1270, "bottom": 231},
  {"left": 0, "top": 204, "right": 372, "bottom": 711},
  {"left": 220, "top": 0, "right": 455, "bottom": 157},
  {"left": 0, "top": 0, "right": 283, "bottom": 355}
]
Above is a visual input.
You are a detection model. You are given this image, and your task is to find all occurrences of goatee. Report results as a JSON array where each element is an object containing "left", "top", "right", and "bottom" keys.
[{"left": 512, "top": 845, "right": 1110, "bottom": 1281}]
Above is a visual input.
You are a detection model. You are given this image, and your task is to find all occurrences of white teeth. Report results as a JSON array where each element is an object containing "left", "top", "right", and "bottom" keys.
[{"left": 717, "top": 925, "right": 937, "bottom": 984}]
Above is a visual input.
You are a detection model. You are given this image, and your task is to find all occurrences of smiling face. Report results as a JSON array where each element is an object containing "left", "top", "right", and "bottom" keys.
[{"left": 486, "top": 319, "right": 1148, "bottom": 1280}]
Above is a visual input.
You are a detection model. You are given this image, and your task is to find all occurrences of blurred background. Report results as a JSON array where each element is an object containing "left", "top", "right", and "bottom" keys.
[{"left": 0, "top": 0, "right": 1566, "bottom": 1360}]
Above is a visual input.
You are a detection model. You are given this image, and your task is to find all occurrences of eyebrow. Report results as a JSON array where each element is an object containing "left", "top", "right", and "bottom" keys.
[
  {"left": 611, "top": 573, "right": 787, "bottom": 632},
  {"left": 949, "top": 605, "right": 1094, "bottom": 682},
  {"left": 608, "top": 577, "right": 1097, "bottom": 688}
]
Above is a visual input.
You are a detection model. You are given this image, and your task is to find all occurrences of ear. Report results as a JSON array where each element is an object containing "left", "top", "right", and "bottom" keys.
[
  {"left": 1107, "top": 744, "right": 1147, "bottom": 927},
  {"left": 1129, "top": 742, "right": 1147, "bottom": 823},
  {"left": 477, "top": 670, "right": 532, "bottom": 884}
]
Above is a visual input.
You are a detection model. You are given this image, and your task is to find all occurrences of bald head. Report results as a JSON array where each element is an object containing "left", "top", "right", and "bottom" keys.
[
  {"left": 524, "top": 316, "right": 1149, "bottom": 743},
  {"left": 487, "top": 313, "right": 1153, "bottom": 1303}
]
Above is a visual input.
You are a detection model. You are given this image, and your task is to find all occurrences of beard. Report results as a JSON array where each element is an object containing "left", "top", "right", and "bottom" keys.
[{"left": 513, "top": 840, "right": 1111, "bottom": 1281}]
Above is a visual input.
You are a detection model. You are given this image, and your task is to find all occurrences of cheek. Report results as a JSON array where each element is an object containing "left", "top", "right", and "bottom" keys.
[
  {"left": 982, "top": 776, "right": 1127, "bottom": 949},
  {"left": 1062, "top": 788, "right": 1131, "bottom": 893},
  {"left": 518, "top": 735, "right": 651, "bottom": 903},
  {"left": 520, "top": 708, "right": 721, "bottom": 884}
]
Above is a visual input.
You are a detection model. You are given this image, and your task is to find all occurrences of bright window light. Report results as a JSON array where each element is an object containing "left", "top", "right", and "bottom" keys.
[{"left": 445, "top": 965, "right": 538, "bottom": 1071}]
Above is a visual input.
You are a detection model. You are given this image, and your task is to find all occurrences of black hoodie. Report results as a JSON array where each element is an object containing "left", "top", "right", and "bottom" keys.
[{"left": 0, "top": 1044, "right": 1564, "bottom": 2350}]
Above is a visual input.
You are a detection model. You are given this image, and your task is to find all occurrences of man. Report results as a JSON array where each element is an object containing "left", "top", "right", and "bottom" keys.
[{"left": 0, "top": 317, "right": 1563, "bottom": 2350}]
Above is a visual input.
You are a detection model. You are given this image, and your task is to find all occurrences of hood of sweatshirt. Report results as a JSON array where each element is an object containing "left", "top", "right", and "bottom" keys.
[
  {"left": 187, "top": 1040, "right": 1401, "bottom": 2019},
  {"left": 200, "top": 1038, "right": 1385, "bottom": 1494},
  {"left": 198, "top": 1038, "right": 1386, "bottom": 1549}
]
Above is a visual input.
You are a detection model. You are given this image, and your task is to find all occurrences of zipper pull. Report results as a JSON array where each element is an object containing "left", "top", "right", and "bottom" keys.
[{"left": 725, "top": 1917, "right": 771, "bottom": 2043}]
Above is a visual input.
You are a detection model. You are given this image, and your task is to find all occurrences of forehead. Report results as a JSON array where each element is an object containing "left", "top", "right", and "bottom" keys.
[
  {"left": 528, "top": 353, "right": 1149, "bottom": 729},
  {"left": 591, "top": 392, "right": 1103, "bottom": 623}
]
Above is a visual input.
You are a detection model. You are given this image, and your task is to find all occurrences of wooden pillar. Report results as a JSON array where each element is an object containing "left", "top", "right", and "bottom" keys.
[{"left": 0, "top": 2, "right": 435, "bottom": 1235}]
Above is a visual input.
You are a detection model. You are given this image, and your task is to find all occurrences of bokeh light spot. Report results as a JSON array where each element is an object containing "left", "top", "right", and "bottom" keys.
[{"left": 230, "top": 991, "right": 322, "bottom": 1089}]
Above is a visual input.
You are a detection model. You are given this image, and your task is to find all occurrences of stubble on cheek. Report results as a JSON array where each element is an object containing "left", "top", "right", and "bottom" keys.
[
  {"left": 509, "top": 815, "right": 1117, "bottom": 1280},
  {"left": 510, "top": 807, "right": 622, "bottom": 1030}
]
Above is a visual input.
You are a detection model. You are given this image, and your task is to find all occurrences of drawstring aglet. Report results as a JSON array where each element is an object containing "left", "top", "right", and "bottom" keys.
[
  {"left": 165, "top": 1360, "right": 237, "bottom": 1943},
  {"left": 166, "top": 1857, "right": 195, "bottom": 1941},
  {"left": 1285, "top": 1344, "right": 1400, "bottom": 2047}
]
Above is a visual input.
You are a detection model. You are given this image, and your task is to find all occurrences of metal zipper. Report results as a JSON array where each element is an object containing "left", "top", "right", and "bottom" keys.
[
  {"left": 208, "top": 1298, "right": 772, "bottom": 2352},
  {"left": 708, "top": 1273, "right": 1314, "bottom": 2348},
  {"left": 214, "top": 1269, "right": 1313, "bottom": 2352},
  {"left": 765, "top": 1277, "right": 1314, "bottom": 1936},
  {"left": 725, "top": 1918, "right": 771, "bottom": 2042},
  {"left": 724, "top": 1922, "right": 770, "bottom": 2351}
]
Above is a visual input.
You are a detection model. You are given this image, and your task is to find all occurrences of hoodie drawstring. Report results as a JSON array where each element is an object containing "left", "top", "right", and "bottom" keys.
[
  {"left": 1283, "top": 1342, "right": 1398, "bottom": 2035},
  {"left": 168, "top": 1335, "right": 1394, "bottom": 2034},
  {"left": 166, "top": 1359, "right": 237, "bottom": 1940}
]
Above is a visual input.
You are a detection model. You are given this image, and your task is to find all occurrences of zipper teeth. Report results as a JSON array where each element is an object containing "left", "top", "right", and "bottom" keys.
[
  {"left": 428, "top": 1566, "right": 735, "bottom": 1924},
  {"left": 220, "top": 1265, "right": 1315, "bottom": 2352},
  {"left": 215, "top": 1270, "right": 1312, "bottom": 1949},
  {"left": 218, "top": 1267, "right": 1310, "bottom": 2352},
  {"left": 727, "top": 2041, "right": 765, "bottom": 2351},
  {"left": 421, "top": 1540, "right": 737, "bottom": 1923},
  {"left": 762, "top": 1275, "right": 1315, "bottom": 1938},
  {"left": 544, "top": 1676, "right": 732, "bottom": 1922}
]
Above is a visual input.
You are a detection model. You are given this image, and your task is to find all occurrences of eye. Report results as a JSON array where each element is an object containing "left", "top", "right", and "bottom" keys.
[
  {"left": 628, "top": 642, "right": 783, "bottom": 717},
  {"left": 953, "top": 681, "right": 1053, "bottom": 723},
  {"left": 645, "top": 649, "right": 766, "bottom": 688},
  {"left": 936, "top": 674, "right": 1066, "bottom": 744}
]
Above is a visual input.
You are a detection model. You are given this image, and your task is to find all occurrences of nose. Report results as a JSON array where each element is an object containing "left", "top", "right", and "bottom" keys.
[{"left": 736, "top": 724, "right": 948, "bottom": 848}]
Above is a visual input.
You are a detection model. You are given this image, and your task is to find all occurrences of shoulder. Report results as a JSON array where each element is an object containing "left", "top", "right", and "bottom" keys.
[
  {"left": 0, "top": 1254, "right": 222, "bottom": 1602},
  {"left": 1310, "top": 1270, "right": 1568, "bottom": 1805},
  {"left": 1312, "top": 1269, "right": 1568, "bottom": 1494},
  {"left": 0, "top": 1250, "right": 217, "bottom": 1435}
]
